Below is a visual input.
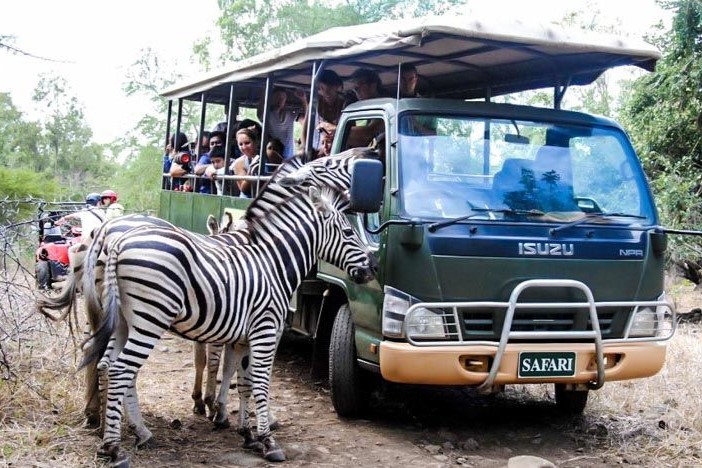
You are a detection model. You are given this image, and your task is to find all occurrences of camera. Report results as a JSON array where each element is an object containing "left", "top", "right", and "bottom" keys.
[{"left": 173, "top": 151, "right": 192, "bottom": 171}]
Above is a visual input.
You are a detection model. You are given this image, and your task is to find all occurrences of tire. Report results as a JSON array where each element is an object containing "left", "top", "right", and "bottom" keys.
[
  {"left": 555, "top": 384, "right": 589, "bottom": 415},
  {"left": 329, "top": 304, "right": 370, "bottom": 417},
  {"left": 36, "top": 260, "right": 51, "bottom": 290}
]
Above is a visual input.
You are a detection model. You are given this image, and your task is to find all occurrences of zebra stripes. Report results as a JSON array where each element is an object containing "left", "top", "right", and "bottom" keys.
[
  {"left": 82, "top": 186, "right": 375, "bottom": 464},
  {"left": 64, "top": 148, "right": 376, "bottom": 437}
]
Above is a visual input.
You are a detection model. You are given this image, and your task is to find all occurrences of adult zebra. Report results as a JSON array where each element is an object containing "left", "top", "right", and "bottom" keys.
[
  {"left": 36, "top": 148, "right": 379, "bottom": 427},
  {"left": 81, "top": 185, "right": 376, "bottom": 465}
]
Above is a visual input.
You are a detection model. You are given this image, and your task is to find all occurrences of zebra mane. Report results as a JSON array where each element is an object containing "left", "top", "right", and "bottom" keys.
[
  {"left": 251, "top": 152, "right": 308, "bottom": 195},
  {"left": 241, "top": 146, "right": 377, "bottom": 234},
  {"left": 243, "top": 184, "right": 346, "bottom": 239}
]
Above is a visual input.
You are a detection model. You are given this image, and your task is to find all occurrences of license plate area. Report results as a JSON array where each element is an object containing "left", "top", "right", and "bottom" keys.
[{"left": 518, "top": 352, "right": 576, "bottom": 378}]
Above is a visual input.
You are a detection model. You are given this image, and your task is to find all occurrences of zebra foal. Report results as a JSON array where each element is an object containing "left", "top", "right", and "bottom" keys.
[{"left": 81, "top": 185, "right": 376, "bottom": 465}]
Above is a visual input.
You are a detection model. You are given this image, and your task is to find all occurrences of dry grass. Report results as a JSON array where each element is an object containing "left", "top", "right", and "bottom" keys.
[
  {"left": 1, "top": 279, "right": 702, "bottom": 466},
  {"left": 0, "top": 319, "right": 101, "bottom": 466}
]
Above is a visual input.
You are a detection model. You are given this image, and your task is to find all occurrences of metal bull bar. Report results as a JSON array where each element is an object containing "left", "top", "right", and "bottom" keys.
[{"left": 476, "top": 279, "right": 605, "bottom": 392}]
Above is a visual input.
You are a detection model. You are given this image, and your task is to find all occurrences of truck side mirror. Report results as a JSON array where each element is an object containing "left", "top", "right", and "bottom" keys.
[{"left": 348, "top": 159, "right": 383, "bottom": 213}]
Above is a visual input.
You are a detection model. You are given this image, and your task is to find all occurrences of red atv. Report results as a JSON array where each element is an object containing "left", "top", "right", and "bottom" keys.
[{"left": 35, "top": 202, "right": 85, "bottom": 290}]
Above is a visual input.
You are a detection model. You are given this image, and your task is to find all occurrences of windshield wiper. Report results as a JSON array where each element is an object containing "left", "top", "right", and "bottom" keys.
[
  {"left": 427, "top": 208, "right": 545, "bottom": 232},
  {"left": 550, "top": 212, "right": 647, "bottom": 236}
]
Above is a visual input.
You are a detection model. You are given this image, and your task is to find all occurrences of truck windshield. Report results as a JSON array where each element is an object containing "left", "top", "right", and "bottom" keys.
[{"left": 398, "top": 114, "right": 655, "bottom": 225}]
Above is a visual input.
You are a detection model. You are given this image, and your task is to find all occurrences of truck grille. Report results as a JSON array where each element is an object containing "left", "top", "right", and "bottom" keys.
[{"left": 461, "top": 307, "right": 625, "bottom": 340}]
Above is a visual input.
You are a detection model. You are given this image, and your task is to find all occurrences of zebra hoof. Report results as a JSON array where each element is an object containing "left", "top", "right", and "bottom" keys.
[
  {"left": 111, "top": 455, "right": 130, "bottom": 468},
  {"left": 239, "top": 428, "right": 263, "bottom": 451},
  {"left": 192, "top": 400, "right": 206, "bottom": 416},
  {"left": 135, "top": 435, "right": 154, "bottom": 450},
  {"left": 83, "top": 413, "right": 101, "bottom": 429},
  {"left": 213, "top": 417, "right": 230, "bottom": 430},
  {"left": 97, "top": 443, "right": 119, "bottom": 460},
  {"left": 99, "top": 444, "right": 129, "bottom": 467},
  {"left": 262, "top": 436, "right": 286, "bottom": 462}
]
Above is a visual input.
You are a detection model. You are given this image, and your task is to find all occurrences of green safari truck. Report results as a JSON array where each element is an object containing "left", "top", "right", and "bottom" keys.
[{"left": 159, "top": 15, "right": 675, "bottom": 417}]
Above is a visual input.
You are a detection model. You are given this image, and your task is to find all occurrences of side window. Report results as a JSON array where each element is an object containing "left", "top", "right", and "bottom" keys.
[
  {"left": 340, "top": 117, "right": 385, "bottom": 151},
  {"left": 339, "top": 116, "right": 386, "bottom": 248}
]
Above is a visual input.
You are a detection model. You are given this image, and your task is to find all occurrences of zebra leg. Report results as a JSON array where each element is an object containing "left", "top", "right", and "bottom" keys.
[
  {"left": 123, "top": 376, "right": 154, "bottom": 449},
  {"left": 96, "top": 335, "right": 119, "bottom": 438},
  {"left": 204, "top": 343, "right": 223, "bottom": 419},
  {"left": 83, "top": 320, "right": 101, "bottom": 429},
  {"left": 234, "top": 343, "right": 259, "bottom": 450},
  {"left": 249, "top": 338, "right": 285, "bottom": 462},
  {"left": 192, "top": 343, "right": 207, "bottom": 415},
  {"left": 84, "top": 280, "right": 108, "bottom": 429},
  {"left": 212, "top": 343, "right": 235, "bottom": 428},
  {"left": 97, "top": 319, "right": 138, "bottom": 466}
]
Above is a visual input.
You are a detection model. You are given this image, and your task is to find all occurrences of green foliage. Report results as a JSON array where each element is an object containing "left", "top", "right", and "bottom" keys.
[
  {"left": 111, "top": 146, "right": 163, "bottom": 214},
  {"left": 0, "top": 93, "right": 44, "bottom": 171},
  {"left": 31, "top": 74, "right": 116, "bottom": 196},
  {"left": 619, "top": 0, "right": 702, "bottom": 262},
  {"left": 122, "top": 48, "right": 203, "bottom": 151},
  {"left": 215, "top": 0, "right": 464, "bottom": 61},
  {"left": 0, "top": 167, "right": 59, "bottom": 200}
]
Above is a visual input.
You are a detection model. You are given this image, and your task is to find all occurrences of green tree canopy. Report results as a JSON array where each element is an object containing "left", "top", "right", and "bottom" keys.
[
  {"left": 619, "top": 0, "right": 702, "bottom": 261},
  {"left": 214, "top": 0, "right": 464, "bottom": 61}
]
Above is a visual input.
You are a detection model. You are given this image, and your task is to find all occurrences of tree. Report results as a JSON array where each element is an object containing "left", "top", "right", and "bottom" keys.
[
  {"left": 32, "top": 74, "right": 112, "bottom": 195},
  {"left": 0, "top": 93, "right": 44, "bottom": 171},
  {"left": 619, "top": 0, "right": 702, "bottom": 271},
  {"left": 213, "top": 0, "right": 464, "bottom": 61}
]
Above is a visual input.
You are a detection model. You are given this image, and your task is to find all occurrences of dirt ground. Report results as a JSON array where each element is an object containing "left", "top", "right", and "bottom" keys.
[
  {"left": 5, "top": 286, "right": 701, "bottom": 467},
  {"left": 102, "top": 312, "right": 699, "bottom": 468},
  {"left": 119, "top": 334, "right": 596, "bottom": 468}
]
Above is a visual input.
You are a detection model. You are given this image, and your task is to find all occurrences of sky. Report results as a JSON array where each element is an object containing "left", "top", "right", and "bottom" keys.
[{"left": 0, "top": 0, "right": 671, "bottom": 145}]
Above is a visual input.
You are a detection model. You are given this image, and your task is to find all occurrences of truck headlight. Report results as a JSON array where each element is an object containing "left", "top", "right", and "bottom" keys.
[
  {"left": 406, "top": 307, "right": 447, "bottom": 339},
  {"left": 629, "top": 294, "right": 675, "bottom": 338},
  {"left": 629, "top": 306, "right": 657, "bottom": 337},
  {"left": 382, "top": 291, "right": 410, "bottom": 338}
]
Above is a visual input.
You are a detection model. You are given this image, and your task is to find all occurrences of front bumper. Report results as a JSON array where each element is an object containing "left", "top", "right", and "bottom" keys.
[{"left": 379, "top": 341, "right": 667, "bottom": 386}]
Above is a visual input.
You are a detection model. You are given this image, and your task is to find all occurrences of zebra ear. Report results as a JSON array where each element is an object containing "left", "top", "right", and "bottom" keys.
[
  {"left": 206, "top": 215, "right": 219, "bottom": 235},
  {"left": 308, "top": 186, "right": 333, "bottom": 216},
  {"left": 279, "top": 165, "right": 315, "bottom": 187},
  {"left": 222, "top": 212, "right": 234, "bottom": 232}
]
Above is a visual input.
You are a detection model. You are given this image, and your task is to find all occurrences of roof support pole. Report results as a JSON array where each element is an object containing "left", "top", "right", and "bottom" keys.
[
  {"left": 197, "top": 93, "right": 207, "bottom": 160},
  {"left": 256, "top": 75, "right": 273, "bottom": 197},
  {"left": 175, "top": 99, "right": 184, "bottom": 150},
  {"left": 304, "top": 61, "right": 321, "bottom": 161},
  {"left": 222, "top": 84, "right": 240, "bottom": 196},
  {"left": 224, "top": 84, "right": 236, "bottom": 177},
  {"left": 165, "top": 100, "right": 173, "bottom": 150},
  {"left": 554, "top": 77, "right": 571, "bottom": 110}
]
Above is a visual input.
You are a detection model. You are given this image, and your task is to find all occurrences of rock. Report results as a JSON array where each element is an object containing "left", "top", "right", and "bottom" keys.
[
  {"left": 315, "top": 446, "right": 330, "bottom": 454},
  {"left": 438, "top": 430, "right": 459, "bottom": 442},
  {"left": 441, "top": 441, "right": 455, "bottom": 450},
  {"left": 460, "top": 438, "right": 479, "bottom": 451},
  {"left": 424, "top": 444, "right": 442, "bottom": 455},
  {"left": 507, "top": 455, "right": 556, "bottom": 468},
  {"left": 433, "top": 454, "right": 449, "bottom": 462},
  {"left": 496, "top": 447, "right": 514, "bottom": 457},
  {"left": 159, "top": 346, "right": 170, "bottom": 353}
]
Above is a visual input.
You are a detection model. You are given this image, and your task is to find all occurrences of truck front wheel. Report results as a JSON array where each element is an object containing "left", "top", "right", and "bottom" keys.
[
  {"left": 555, "top": 384, "right": 589, "bottom": 415},
  {"left": 329, "top": 304, "right": 369, "bottom": 417}
]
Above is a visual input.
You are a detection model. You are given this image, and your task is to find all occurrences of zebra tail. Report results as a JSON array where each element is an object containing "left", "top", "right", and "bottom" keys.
[
  {"left": 82, "top": 226, "right": 105, "bottom": 320},
  {"left": 79, "top": 243, "right": 121, "bottom": 369},
  {"left": 35, "top": 271, "right": 76, "bottom": 317}
]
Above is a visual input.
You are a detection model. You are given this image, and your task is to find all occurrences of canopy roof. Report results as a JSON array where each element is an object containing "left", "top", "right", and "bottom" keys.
[{"left": 161, "top": 15, "right": 660, "bottom": 104}]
